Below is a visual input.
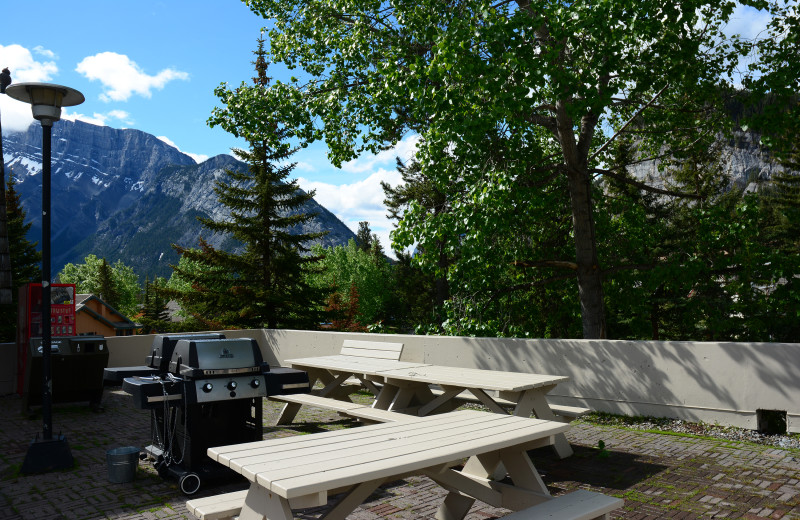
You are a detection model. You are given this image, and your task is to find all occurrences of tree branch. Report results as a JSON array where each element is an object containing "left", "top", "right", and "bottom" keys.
[
  {"left": 590, "top": 83, "right": 670, "bottom": 161},
  {"left": 593, "top": 168, "right": 704, "bottom": 199},
  {"left": 513, "top": 259, "right": 578, "bottom": 270},
  {"left": 487, "top": 273, "right": 577, "bottom": 304}
]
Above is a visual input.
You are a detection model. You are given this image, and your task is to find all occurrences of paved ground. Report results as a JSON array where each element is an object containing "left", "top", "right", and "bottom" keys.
[{"left": 1, "top": 388, "right": 799, "bottom": 520}]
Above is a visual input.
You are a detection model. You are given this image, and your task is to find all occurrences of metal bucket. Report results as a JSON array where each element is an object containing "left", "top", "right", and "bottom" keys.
[{"left": 106, "top": 446, "right": 139, "bottom": 483}]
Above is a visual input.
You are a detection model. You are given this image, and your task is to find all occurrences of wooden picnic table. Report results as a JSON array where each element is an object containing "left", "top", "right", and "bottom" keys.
[
  {"left": 201, "top": 410, "right": 570, "bottom": 520},
  {"left": 280, "top": 356, "right": 574, "bottom": 458},
  {"left": 367, "top": 364, "right": 573, "bottom": 458}
]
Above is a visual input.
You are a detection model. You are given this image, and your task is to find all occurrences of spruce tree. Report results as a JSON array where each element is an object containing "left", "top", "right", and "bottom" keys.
[
  {"left": 355, "top": 221, "right": 372, "bottom": 252},
  {"left": 97, "top": 258, "right": 120, "bottom": 309},
  {"left": 170, "top": 37, "right": 327, "bottom": 330},
  {"left": 140, "top": 276, "right": 172, "bottom": 333},
  {"left": 0, "top": 173, "right": 41, "bottom": 341}
]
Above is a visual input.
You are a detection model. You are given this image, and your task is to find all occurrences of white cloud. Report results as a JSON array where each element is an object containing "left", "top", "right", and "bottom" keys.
[
  {"left": 157, "top": 135, "right": 178, "bottom": 148},
  {"left": 341, "top": 134, "right": 420, "bottom": 174},
  {"left": 76, "top": 52, "right": 189, "bottom": 102},
  {"left": 62, "top": 109, "right": 134, "bottom": 127},
  {"left": 0, "top": 44, "right": 58, "bottom": 82},
  {"left": 186, "top": 152, "right": 210, "bottom": 164},
  {"left": 33, "top": 46, "right": 57, "bottom": 60},
  {"left": 290, "top": 135, "right": 421, "bottom": 256},
  {"left": 298, "top": 167, "right": 404, "bottom": 256},
  {"left": 157, "top": 136, "right": 208, "bottom": 164},
  {"left": 724, "top": 4, "right": 773, "bottom": 40},
  {"left": 0, "top": 44, "right": 60, "bottom": 132},
  {"left": 295, "top": 161, "right": 316, "bottom": 172}
]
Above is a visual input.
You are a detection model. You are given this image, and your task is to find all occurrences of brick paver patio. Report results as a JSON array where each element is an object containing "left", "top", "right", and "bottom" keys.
[{"left": 1, "top": 388, "right": 798, "bottom": 520}]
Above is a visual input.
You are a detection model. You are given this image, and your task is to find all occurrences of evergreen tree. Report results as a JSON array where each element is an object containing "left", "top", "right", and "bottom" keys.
[
  {"left": 5, "top": 174, "right": 40, "bottom": 288},
  {"left": 0, "top": 173, "right": 41, "bottom": 341},
  {"left": 97, "top": 258, "right": 120, "bottom": 309},
  {"left": 139, "top": 276, "right": 172, "bottom": 334},
  {"left": 382, "top": 157, "right": 450, "bottom": 309},
  {"left": 355, "top": 221, "right": 372, "bottom": 252},
  {"left": 172, "top": 37, "right": 327, "bottom": 330}
]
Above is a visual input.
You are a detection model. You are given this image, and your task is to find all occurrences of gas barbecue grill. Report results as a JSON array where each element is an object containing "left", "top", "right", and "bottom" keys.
[
  {"left": 122, "top": 335, "right": 309, "bottom": 494},
  {"left": 103, "top": 333, "right": 226, "bottom": 384}
]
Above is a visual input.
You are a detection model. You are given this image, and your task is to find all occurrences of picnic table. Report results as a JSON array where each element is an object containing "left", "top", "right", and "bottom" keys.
[
  {"left": 191, "top": 410, "right": 570, "bottom": 520},
  {"left": 278, "top": 355, "right": 575, "bottom": 458},
  {"left": 366, "top": 364, "right": 573, "bottom": 457}
]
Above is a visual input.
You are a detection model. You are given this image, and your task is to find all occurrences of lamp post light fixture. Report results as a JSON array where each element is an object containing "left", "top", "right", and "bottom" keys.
[{"left": 5, "top": 82, "right": 84, "bottom": 474}]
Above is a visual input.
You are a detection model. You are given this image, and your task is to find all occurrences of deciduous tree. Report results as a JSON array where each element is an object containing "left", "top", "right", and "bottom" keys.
[
  {"left": 58, "top": 254, "right": 140, "bottom": 318},
  {"left": 242, "top": 0, "right": 782, "bottom": 337}
]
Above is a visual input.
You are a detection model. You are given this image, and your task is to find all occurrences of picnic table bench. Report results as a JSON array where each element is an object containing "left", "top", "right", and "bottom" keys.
[
  {"left": 187, "top": 487, "right": 621, "bottom": 520},
  {"left": 186, "top": 410, "right": 622, "bottom": 520}
]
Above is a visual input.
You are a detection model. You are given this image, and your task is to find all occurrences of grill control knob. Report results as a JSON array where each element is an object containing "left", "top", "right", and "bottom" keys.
[
  {"left": 202, "top": 383, "right": 213, "bottom": 393},
  {"left": 250, "top": 378, "right": 261, "bottom": 388},
  {"left": 227, "top": 381, "right": 238, "bottom": 391}
]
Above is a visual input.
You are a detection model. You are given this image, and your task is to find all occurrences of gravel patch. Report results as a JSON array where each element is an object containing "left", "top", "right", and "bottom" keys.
[{"left": 580, "top": 412, "right": 800, "bottom": 450}]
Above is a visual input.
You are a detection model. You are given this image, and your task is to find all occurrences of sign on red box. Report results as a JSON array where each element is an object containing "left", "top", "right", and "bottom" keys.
[{"left": 15, "top": 283, "right": 77, "bottom": 395}]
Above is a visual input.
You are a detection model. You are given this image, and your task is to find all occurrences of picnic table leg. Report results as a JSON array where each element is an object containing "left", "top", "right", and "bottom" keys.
[
  {"left": 496, "top": 446, "right": 552, "bottom": 510},
  {"left": 434, "top": 448, "right": 499, "bottom": 520},
  {"left": 373, "top": 382, "right": 399, "bottom": 409},
  {"left": 275, "top": 401, "right": 302, "bottom": 426},
  {"left": 239, "top": 482, "right": 293, "bottom": 520},
  {"left": 382, "top": 379, "right": 442, "bottom": 413},
  {"left": 513, "top": 390, "right": 573, "bottom": 459},
  {"left": 304, "top": 367, "right": 328, "bottom": 394},
  {"left": 318, "top": 372, "right": 357, "bottom": 401},
  {"left": 320, "top": 478, "right": 383, "bottom": 520},
  {"left": 436, "top": 492, "right": 476, "bottom": 520},
  {"left": 379, "top": 380, "right": 420, "bottom": 411}
]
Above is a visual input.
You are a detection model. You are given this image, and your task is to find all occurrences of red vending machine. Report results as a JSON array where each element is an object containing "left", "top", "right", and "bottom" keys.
[{"left": 16, "top": 283, "right": 77, "bottom": 395}]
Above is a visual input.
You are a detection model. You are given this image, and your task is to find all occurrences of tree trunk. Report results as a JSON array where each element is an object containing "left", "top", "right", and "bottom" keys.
[
  {"left": 566, "top": 168, "right": 607, "bottom": 338},
  {"left": 555, "top": 99, "right": 607, "bottom": 339}
]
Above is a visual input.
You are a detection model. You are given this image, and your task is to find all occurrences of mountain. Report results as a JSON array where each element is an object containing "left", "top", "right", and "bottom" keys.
[
  {"left": 629, "top": 131, "right": 796, "bottom": 192},
  {"left": 2, "top": 119, "right": 356, "bottom": 279}
]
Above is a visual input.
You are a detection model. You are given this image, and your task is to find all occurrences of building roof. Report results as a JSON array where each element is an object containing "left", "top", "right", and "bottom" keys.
[{"left": 75, "top": 293, "right": 139, "bottom": 330}]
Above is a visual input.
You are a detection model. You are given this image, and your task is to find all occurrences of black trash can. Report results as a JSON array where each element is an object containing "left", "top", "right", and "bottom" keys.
[{"left": 23, "top": 335, "right": 109, "bottom": 412}]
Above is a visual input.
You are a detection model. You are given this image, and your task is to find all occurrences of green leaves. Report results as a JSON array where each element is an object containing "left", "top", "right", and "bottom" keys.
[
  {"left": 237, "top": 0, "right": 794, "bottom": 338},
  {"left": 58, "top": 255, "right": 140, "bottom": 318}
]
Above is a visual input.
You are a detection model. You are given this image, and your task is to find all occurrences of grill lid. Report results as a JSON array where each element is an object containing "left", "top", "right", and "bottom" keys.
[
  {"left": 146, "top": 333, "right": 226, "bottom": 371},
  {"left": 169, "top": 338, "right": 265, "bottom": 378}
]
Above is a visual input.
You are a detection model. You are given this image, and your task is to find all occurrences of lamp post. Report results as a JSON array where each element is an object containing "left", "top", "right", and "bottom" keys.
[
  {"left": 6, "top": 82, "right": 84, "bottom": 474},
  {"left": 1, "top": 68, "right": 12, "bottom": 305}
]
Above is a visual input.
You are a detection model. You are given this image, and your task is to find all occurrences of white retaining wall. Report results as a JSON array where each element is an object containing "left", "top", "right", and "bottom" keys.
[{"left": 5, "top": 331, "right": 798, "bottom": 433}]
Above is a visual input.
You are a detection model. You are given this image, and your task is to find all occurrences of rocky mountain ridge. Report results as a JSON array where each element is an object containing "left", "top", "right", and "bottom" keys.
[{"left": 2, "top": 119, "right": 355, "bottom": 279}]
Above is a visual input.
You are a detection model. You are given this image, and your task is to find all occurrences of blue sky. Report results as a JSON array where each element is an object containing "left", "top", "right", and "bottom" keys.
[
  {"left": 0, "top": 0, "right": 416, "bottom": 254},
  {"left": 0, "top": 0, "right": 776, "bottom": 256}
]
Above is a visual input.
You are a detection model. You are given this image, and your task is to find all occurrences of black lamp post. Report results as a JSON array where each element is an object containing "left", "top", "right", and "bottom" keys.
[
  {"left": 6, "top": 82, "right": 84, "bottom": 474},
  {"left": 1, "top": 68, "right": 13, "bottom": 305}
]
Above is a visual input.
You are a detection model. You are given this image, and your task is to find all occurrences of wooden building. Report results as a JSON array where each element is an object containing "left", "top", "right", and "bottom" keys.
[{"left": 75, "top": 294, "right": 140, "bottom": 337}]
